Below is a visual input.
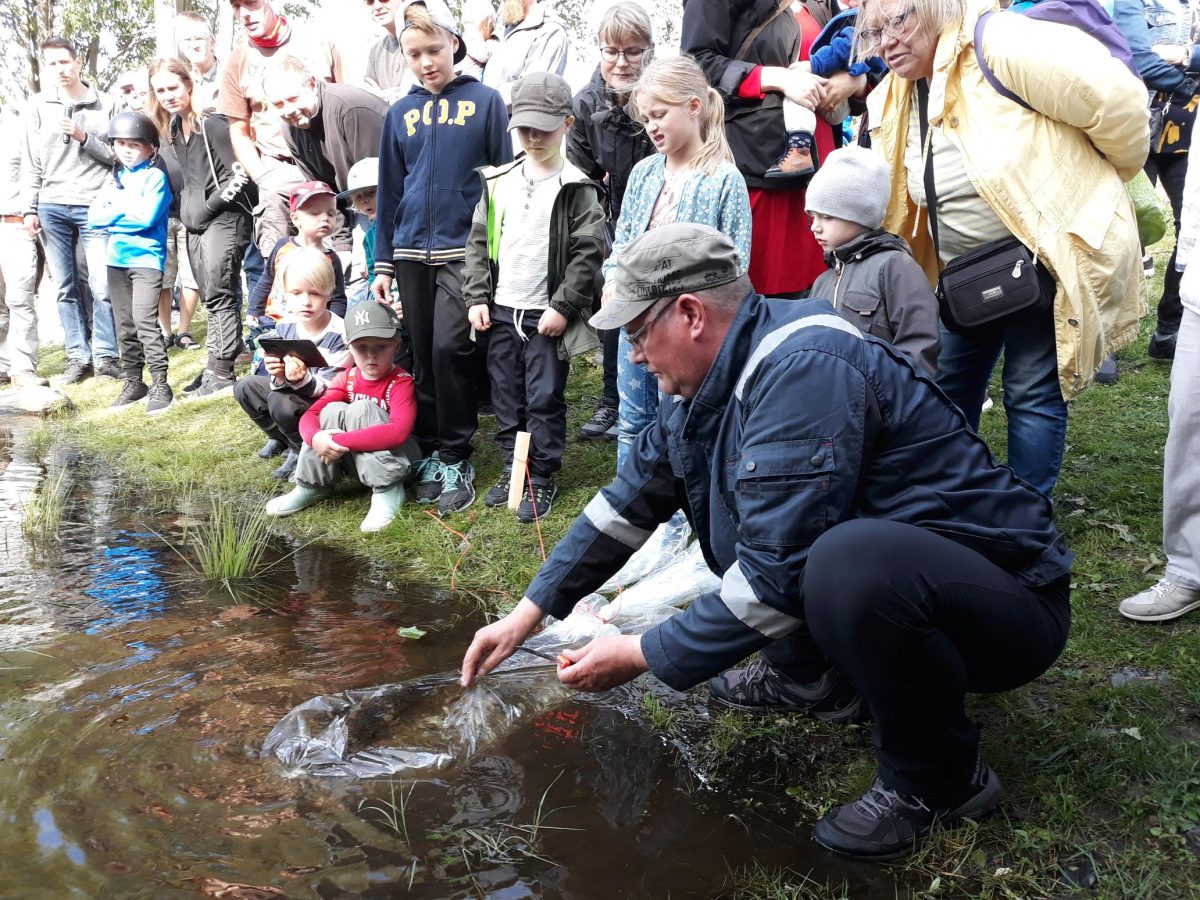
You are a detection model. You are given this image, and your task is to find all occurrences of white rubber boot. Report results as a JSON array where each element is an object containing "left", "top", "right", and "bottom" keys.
[
  {"left": 360, "top": 484, "right": 406, "bottom": 532},
  {"left": 265, "top": 485, "right": 330, "bottom": 517}
]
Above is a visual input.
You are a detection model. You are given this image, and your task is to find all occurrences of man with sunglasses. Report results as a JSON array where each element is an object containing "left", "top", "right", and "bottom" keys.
[{"left": 461, "top": 221, "right": 1074, "bottom": 861}]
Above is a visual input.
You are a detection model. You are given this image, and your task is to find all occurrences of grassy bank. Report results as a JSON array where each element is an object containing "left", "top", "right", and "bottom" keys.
[{"left": 28, "top": 264, "right": 1200, "bottom": 897}]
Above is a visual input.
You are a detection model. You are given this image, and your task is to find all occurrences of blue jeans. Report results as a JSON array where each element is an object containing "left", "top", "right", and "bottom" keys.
[
  {"left": 935, "top": 306, "right": 1066, "bottom": 497},
  {"left": 38, "top": 203, "right": 117, "bottom": 364},
  {"left": 616, "top": 329, "right": 662, "bottom": 468}
]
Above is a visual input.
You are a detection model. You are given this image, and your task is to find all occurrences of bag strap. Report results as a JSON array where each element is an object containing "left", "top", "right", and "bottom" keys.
[
  {"left": 973, "top": 12, "right": 1033, "bottom": 110},
  {"left": 916, "top": 79, "right": 944, "bottom": 274},
  {"left": 735, "top": 0, "right": 795, "bottom": 62}
]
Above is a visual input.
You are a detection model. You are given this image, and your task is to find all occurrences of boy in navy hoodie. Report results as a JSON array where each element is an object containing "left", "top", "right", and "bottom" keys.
[
  {"left": 87, "top": 112, "right": 174, "bottom": 414},
  {"left": 371, "top": 4, "right": 511, "bottom": 516}
]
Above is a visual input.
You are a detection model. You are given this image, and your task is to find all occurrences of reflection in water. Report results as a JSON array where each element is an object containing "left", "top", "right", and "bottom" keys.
[{"left": 0, "top": 419, "right": 898, "bottom": 899}]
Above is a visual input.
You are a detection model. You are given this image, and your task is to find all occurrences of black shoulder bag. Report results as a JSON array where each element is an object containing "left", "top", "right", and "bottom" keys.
[{"left": 916, "top": 79, "right": 1053, "bottom": 333}]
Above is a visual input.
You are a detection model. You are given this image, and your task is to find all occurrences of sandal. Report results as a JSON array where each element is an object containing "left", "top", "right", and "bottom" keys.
[{"left": 176, "top": 332, "right": 200, "bottom": 351}]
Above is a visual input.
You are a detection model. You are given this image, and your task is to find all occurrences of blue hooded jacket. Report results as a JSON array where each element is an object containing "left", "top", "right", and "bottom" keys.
[
  {"left": 809, "top": 9, "right": 888, "bottom": 79},
  {"left": 374, "top": 75, "right": 511, "bottom": 275},
  {"left": 87, "top": 158, "right": 172, "bottom": 271},
  {"left": 523, "top": 295, "right": 1073, "bottom": 690}
]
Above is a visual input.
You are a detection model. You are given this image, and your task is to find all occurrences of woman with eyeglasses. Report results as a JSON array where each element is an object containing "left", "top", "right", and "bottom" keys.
[
  {"left": 860, "top": 0, "right": 1148, "bottom": 498},
  {"left": 566, "top": 2, "right": 658, "bottom": 443}
]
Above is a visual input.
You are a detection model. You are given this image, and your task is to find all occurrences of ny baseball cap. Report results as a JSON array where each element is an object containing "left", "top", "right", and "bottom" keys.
[
  {"left": 289, "top": 180, "right": 336, "bottom": 214},
  {"left": 346, "top": 301, "right": 403, "bottom": 342},
  {"left": 590, "top": 223, "right": 743, "bottom": 331},
  {"left": 338, "top": 158, "right": 379, "bottom": 200},
  {"left": 508, "top": 72, "right": 574, "bottom": 133}
]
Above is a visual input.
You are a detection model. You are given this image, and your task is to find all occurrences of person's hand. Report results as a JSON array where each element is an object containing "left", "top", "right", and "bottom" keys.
[
  {"left": 1153, "top": 43, "right": 1188, "bottom": 66},
  {"left": 283, "top": 355, "right": 309, "bottom": 383},
  {"left": 461, "top": 597, "right": 545, "bottom": 687},
  {"left": 468, "top": 303, "right": 492, "bottom": 332},
  {"left": 263, "top": 354, "right": 286, "bottom": 379},
  {"left": 60, "top": 118, "right": 85, "bottom": 143},
  {"left": 372, "top": 274, "right": 394, "bottom": 304},
  {"left": 537, "top": 308, "right": 567, "bottom": 337},
  {"left": 556, "top": 635, "right": 649, "bottom": 692},
  {"left": 312, "top": 429, "right": 348, "bottom": 464},
  {"left": 819, "top": 72, "right": 868, "bottom": 117},
  {"left": 244, "top": 313, "right": 261, "bottom": 329},
  {"left": 601, "top": 281, "right": 616, "bottom": 306},
  {"left": 789, "top": 60, "right": 813, "bottom": 73},
  {"left": 761, "top": 67, "right": 828, "bottom": 110},
  {"left": 23, "top": 214, "right": 40, "bottom": 237}
]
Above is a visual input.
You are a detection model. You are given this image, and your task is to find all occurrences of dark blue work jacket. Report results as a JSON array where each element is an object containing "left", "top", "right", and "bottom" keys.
[{"left": 526, "top": 293, "right": 1073, "bottom": 690}]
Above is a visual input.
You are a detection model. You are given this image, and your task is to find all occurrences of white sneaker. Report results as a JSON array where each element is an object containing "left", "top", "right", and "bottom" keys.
[
  {"left": 1119, "top": 578, "right": 1200, "bottom": 622},
  {"left": 265, "top": 485, "right": 330, "bottom": 517},
  {"left": 360, "top": 484, "right": 406, "bottom": 532}
]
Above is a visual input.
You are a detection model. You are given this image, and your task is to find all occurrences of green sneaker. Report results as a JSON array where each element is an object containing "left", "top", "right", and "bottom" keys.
[{"left": 265, "top": 484, "right": 331, "bottom": 517}]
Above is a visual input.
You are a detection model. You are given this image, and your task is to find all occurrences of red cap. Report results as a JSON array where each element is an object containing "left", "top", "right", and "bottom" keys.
[{"left": 289, "top": 180, "right": 337, "bottom": 214}]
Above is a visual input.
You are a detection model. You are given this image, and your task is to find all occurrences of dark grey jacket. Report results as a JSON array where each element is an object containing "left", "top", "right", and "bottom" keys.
[
  {"left": 283, "top": 81, "right": 388, "bottom": 192},
  {"left": 808, "top": 229, "right": 941, "bottom": 375}
]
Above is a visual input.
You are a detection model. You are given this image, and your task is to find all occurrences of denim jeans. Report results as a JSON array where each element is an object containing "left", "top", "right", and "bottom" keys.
[
  {"left": 616, "top": 328, "right": 661, "bottom": 468},
  {"left": 935, "top": 305, "right": 1067, "bottom": 497},
  {"left": 38, "top": 203, "right": 118, "bottom": 364}
]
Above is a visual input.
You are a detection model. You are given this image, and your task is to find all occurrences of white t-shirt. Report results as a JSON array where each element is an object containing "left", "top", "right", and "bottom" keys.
[{"left": 492, "top": 163, "right": 561, "bottom": 311}]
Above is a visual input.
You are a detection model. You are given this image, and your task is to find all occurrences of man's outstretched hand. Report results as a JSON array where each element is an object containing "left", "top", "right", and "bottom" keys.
[
  {"left": 460, "top": 597, "right": 545, "bottom": 687},
  {"left": 556, "top": 635, "right": 649, "bottom": 692}
]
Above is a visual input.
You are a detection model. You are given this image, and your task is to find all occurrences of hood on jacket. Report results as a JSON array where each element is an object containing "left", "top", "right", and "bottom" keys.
[{"left": 822, "top": 228, "right": 913, "bottom": 267}]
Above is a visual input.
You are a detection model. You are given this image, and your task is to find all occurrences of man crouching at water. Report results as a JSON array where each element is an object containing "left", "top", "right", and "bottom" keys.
[{"left": 460, "top": 223, "right": 1073, "bottom": 862}]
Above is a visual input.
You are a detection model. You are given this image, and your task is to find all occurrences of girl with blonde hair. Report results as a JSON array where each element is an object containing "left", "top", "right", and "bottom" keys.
[{"left": 603, "top": 54, "right": 751, "bottom": 464}]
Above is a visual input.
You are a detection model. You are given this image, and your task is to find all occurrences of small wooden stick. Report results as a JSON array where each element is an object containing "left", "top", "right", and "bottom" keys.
[{"left": 507, "top": 431, "right": 531, "bottom": 509}]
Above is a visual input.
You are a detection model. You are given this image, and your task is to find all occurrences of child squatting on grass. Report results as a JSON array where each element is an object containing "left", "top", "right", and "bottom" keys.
[
  {"left": 232, "top": 246, "right": 350, "bottom": 481},
  {"left": 463, "top": 71, "right": 606, "bottom": 523},
  {"left": 265, "top": 301, "right": 419, "bottom": 533},
  {"left": 87, "top": 112, "right": 175, "bottom": 415}
]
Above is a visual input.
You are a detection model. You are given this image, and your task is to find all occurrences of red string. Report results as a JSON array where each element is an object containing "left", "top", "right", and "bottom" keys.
[
  {"left": 525, "top": 465, "right": 547, "bottom": 561},
  {"left": 424, "top": 509, "right": 471, "bottom": 590}
]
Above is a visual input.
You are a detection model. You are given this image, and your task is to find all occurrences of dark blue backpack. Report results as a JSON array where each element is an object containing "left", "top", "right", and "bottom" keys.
[{"left": 974, "top": 0, "right": 1139, "bottom": 110}]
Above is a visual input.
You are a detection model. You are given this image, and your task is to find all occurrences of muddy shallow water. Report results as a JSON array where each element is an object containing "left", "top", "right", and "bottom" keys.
[{"left": 0, "top": 417, "right": 899, "bottom": 899}]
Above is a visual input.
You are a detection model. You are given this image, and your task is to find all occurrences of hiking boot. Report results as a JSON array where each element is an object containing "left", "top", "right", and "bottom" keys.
[
  {"left": 181, "top": 370, "right": 206, "bottom": 395},
  {"left": 1095, "top": 354, "right": 1119, "bottom": 385},
  {"left": 257, "top": 438, "right": 285, "bottom": 459},
  {"left": 1144, "top": 252, "right": 1155, "bottom": 278},
  {"left": 1148, "top": 329, "right": 1177, "bottom": 360},
  {"left": 271, "top": 449, "right": 298, "bottom": 480},
  {"left": 361, "top": 483, "right": 407, "bottom": 533},
  {"left": 110, "top": 379, "right": 149, "bottom": 409},
  {"left": 95, "top": 357, "right": 122, "bottom": 379},
  {"left": 146, "top": 380, "right": 173, "bottom": 415},
  {"left": 437, "top": 459, "right": 476, "bottom": 516},
  {"left": 708, "top": 657, "right": 867, "bottom": 723},
  {"left": 1119, "top": 578, "right": 1200, "bottom": 622},
  {"left": 517, "top": 476, "right": 558, "bottom": 523},
  {"left": 185, "top": 370, "right": 235, "bottom": 399},
  {"left": 412, "top": 453, "right": 444, "bottom": 504},
  {"left": 765, "top": 131, "right": 817, "bottom": 178},
  {"left": 61, "top": 361, "right": 93, "bottom": 385},
  {"left": 484, "top": 468, "right": 512, "bottom": 508},
  {"left": 12, "top": 371, "right": 50, "bottom": 388},
  {"left": 813, "top": 759, "right": 1002, "bottom": 860},
  {"left": 265, "top": 484, "right": 331, "bottom": 517},
  {"left": 580, "top": 403, "right": 619, "bottom": 441}
]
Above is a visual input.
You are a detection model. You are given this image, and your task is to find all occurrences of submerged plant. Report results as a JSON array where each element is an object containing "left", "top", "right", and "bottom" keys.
[
  {"left": 359, "top": 779, "right": 416, "bottom": 844},
  {"left": 21, "top": 465, "right": 71, "bottom": 543},
  {"left": 191, "top": 499, "right": 276, "bottom": 581}
]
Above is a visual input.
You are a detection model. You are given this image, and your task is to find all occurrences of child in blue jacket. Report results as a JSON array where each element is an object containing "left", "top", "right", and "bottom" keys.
[{"left": 88, "top": 112, "right": 174, "bottom": 414}]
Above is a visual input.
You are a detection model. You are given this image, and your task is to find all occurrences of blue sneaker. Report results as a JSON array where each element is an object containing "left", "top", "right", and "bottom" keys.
[
  {"left": 437, "top": 459, "right": 476, "bottom": 516},
  {"left": 412, "top": 453, "right": 444, "bottom": 504}
]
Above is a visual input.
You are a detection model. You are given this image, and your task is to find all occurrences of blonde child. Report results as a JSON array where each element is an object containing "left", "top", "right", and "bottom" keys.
[
  {"left": 463, "top": 72, "right": 606, "bottom": 523},
  {"left": 604, "top": 55, "right": 752, "bottom": 464},
  {"left": 265, "top": 301, "right": 419, "bottom": 533},
  {"left": 87, "top": 112, "right": 174, "bottom": 414},
  {"left": 233, "top": 246, "right": 350, "bottom": 479}
]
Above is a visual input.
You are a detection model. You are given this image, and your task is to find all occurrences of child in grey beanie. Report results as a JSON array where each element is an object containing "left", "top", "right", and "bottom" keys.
[{"left": 805, "top": 146, "right": 942, "bottom": 376}]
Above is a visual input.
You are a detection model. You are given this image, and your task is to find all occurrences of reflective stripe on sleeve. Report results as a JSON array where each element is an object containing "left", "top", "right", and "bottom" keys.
[
  {"left": 583, "top": 493, "right": 653, "bottom": 549},
  {"left": 720, "top": 561, "right": 803, "bottom": 638},
  {"left": 734, "top": 314, "right": 862, "bottom": 402}
]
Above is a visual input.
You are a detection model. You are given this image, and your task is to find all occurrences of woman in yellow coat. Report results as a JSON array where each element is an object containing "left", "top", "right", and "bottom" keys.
[{"left": 862, "top": 0, "right": 1148, "bottom": 496}]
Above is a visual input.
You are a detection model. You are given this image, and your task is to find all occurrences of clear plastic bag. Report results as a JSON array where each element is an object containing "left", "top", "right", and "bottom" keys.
[{"left": 598, "top": 511, "right": 692, "bottom": 593}]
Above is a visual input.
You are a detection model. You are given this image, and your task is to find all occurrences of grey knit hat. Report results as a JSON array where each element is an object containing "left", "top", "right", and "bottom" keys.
[{"left": 804, "top": 146, "right": 891, "bottom": 230}]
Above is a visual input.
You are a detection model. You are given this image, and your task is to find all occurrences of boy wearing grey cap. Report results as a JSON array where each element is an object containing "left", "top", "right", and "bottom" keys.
[
  {"left": 806, "top": 146, "right": 940, "bottom": 376},
  {"left": 463, "top": 71, "right": 606, "bottom": 523}
]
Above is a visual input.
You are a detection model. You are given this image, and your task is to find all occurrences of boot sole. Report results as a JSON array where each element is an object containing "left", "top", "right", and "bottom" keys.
[
  {"left": 1119, "top": 598, "right": 1200, "bottom": 622},
  {"left": 708, "top": 691, "right": 869, "bottom": 724}
]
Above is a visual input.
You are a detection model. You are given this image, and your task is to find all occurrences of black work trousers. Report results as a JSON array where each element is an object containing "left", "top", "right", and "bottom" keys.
[
  {"left": 108, "top": 265, "right": 166, "bottom": 381},
  {"left": 189, "top": 211, "right": 250, "bottom": 378},
  {"left": 487, "top": 304, "right": 570, "bottom": 478},
  {"left": 601, "top": 326, "right": 619, "bottom": 408},
  {"left": 1145, "top": 151, "right": 1188, "bottom": 335},
  {"left": 764, "top": 519, "right": 1070, "bottom": 802},
  {"left": 394, "top": 260, "right": 476, "bottom": 464},
  {"left": 233, "top": 375, "right": 313, "bottom": 451}
]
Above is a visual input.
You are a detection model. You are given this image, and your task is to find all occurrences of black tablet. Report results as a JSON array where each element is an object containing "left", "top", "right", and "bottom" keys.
[{"left": 257, "top": 338, "right": 330, "bottom": 369}]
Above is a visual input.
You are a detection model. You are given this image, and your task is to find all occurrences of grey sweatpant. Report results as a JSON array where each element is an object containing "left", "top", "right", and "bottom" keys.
[
  {"left": 1164, "top": 307, "right": 1200, "bottom": 589},
  {"left": 294, "top": 400, "right": 419, "bottom": 492}
]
